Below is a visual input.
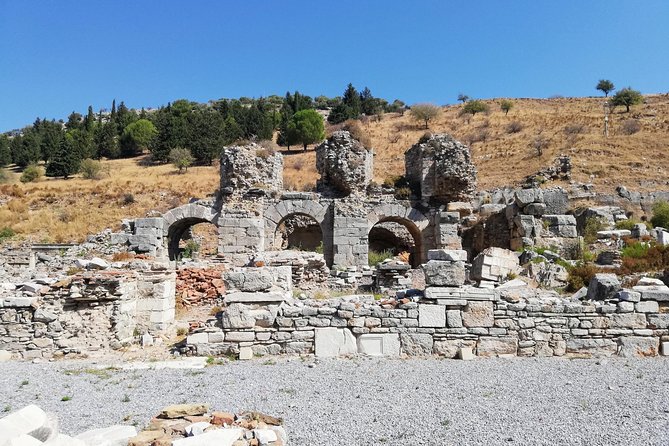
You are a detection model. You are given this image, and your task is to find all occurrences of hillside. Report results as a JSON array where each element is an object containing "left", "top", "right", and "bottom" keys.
[{"left": 1, "top": 95, "right": 668, "bottom": 243}]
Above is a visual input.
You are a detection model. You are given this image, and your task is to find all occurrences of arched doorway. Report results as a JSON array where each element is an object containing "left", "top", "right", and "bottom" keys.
[
  {"left": 273, "top": 213, "right": 324, "bottom": 252},
  {"left": 163, "top": 203, "right": 220, "bottom": 261},
  {"left": 368, "top": 217, "right": 423, "bottom": 267}
]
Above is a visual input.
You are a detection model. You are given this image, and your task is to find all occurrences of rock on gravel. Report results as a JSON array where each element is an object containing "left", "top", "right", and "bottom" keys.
[{"left": 1, "top": 357, "right": 669, "bottom": 445}]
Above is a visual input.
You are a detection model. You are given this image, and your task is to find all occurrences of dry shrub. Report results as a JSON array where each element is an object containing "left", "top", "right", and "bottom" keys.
[
  {"left": 564, "top": 123, "right": 586, "bottom": 135},
  {"left": 506, "top": 121, "right": 524, "bottom": 134},
  {"left": 566, "top": 262, "right": 601, "bottom": 291},
  {"left": 341, "top": 120, "right": 372, "bottom": 148},
  {"left": 292, "top": 159, "right": 304, "bottom": 171},
  {"left": 620, "top": 119, "right": 641, "bottom": 135},
  {"left": 112, "top": 251, "right": 135, "bottom": 262},
  {"left": 7, "top": 199, "right": 28, "bottom": 213},
  {"left": 465, "top": 129, "right": 490, "bottom": 145}
]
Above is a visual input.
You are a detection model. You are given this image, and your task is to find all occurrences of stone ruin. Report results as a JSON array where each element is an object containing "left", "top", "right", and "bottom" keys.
[{"left": 2, "top": 131, "right": 669, "bottom": 362}]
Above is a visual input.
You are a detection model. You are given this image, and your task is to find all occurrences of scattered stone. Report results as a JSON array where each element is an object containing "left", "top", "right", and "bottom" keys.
[
  {"left": 587, "top": 274, "right": 621, "bottom": 300},
  {"left": 159, "top": 404, "right": 210, "bottom": 420}
]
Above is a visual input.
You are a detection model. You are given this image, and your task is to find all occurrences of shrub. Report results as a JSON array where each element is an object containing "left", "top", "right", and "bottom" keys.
[
  {"left": 394, "top": 187, "right": 411, "bottom": 200},
  {"left": 506, "top": 121, "right": 523, "bottom": 134},
  {"left": 169, "top": 147, "right": 194, "bottom": 173},
  {"left": 650, "top": 201, "right": 669, "bottom": 229},
  {"left": 368, "top": 249, "right": 393, "bottom": 266},
  {"left": 461, "top": 100, "right": 489, "bottom": 116},
  {"left": 341, "top": 119, "right": 372, "bottom": 148},
  {"left": 614, "top": 219, "right": 648, "bottom": 231},
  {"left": 0, "top": 227, "right": 15, "bottom": 241},
  {"left": 465, "top": 129, "right": 489, "bottom": 145},
  {"left": 531, "top": 134, "right": 549, "bottom": 156},
  {"left": 566, "top": 262, "right": 600, "bottom": 291},
  {"left": 122, "top": 193, "right": 135, "bottom": 205},
  {"left": 79, "top": 158, "right": 104, "bottom": 180},
  {"left": 182, "top": 240, "right": 200, "bottom": 258},
  {"left": 583, "top": 217, "right": 607, "bottom": 244},
  {"left": 19, "top": 165, "right": 42, "bottom": 183},
  {"left": 0, "top": 169, "right": 10, "bottom": 184},
  {"left": 564, "top": 124, "right": 586, "bottom": 135},
  {"left": 620, "top": 119, "right": 641, "bottom": 135}
]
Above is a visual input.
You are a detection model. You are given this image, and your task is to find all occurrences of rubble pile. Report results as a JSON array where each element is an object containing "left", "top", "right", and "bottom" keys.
[
  {"left": 176, "top": 268, "right": 226, "bottom": 307},
  {"left": 0, "top": 404, "right": 287, "bottom": 446}
]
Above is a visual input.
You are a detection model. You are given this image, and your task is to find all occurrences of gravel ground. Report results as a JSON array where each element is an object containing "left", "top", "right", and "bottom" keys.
[{"left": 1, "top": 356, "right": 669, "bottom": 445}]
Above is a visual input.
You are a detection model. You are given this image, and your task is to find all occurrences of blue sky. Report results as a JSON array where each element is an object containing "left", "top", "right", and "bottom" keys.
[{"left": 1, "top": 1, "right": 667, "bottom": 131}]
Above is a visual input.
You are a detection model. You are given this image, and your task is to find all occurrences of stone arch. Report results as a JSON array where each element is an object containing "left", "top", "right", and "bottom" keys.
[
  {"left": 264, "top": 199, "right": 332, "bottom": 264},
  {"left": 367, "top": 204, "right": 429, "bottom": 267},
  {"left": 163, "top": 203, "right": 220, "bottom": 260}
]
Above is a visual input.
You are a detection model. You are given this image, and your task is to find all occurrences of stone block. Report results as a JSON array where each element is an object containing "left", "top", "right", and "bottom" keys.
[
  {"left": 357, "top": 333, "right": 400, "bottom": 357},
  {"left": 171, "top": 429, "right": 243, "bottom": 446},
  {"left": 635, "top": 301, "right": 659, "bottom": 313},
  {"left": 446, "top": 310, "right": 462, "bottom": 328},
  {"left": 662, "top": 342, "right": 669, "bottom": 356},
  {"left": 618, "top": 336, "right": 659, "bottom": 358},
  {"left": 422, "top": 260, "right": 465, "bottom": 287},
  {"left": 399, "top": 334, "right": 433, "bottom": 357},
  {"left": 427, "top": 249, "right": 467, "bottom": 262},
  {"left": 617, "top": 290, "right": 641, "bottom": 302},
  {"left": 633, "top": 285, "right": 669, "bottom": 301},
  {"left": 565, "top": 338, "right": 617, "bottom": 357},
  {"left": 0, "top": 405, "right": 53, "bottom": 444},
  {"left": 609, "top": 313, "right": 647, "bottom": 329},
  {"left": 648, "top": 314, "right": 669, "bottom": 329},
  {"left": 459, "top": 347, "right": 475, "bottom": 360},
  {"left": 587, "top": 274, "right": 621, "bottom": 300},
  {"left": 462, "top": 301, "right": 494, "bottom": 328},
  {"left": 225, "top": 332, "right": 256, "bottom": 342},
  {"left": 477, "top": 336, "right": 518, "bottom": 357},
  {"left": 418, "top": 304, "right": 446, "bottom": 328},
  {"left": 314, "top": 328, "right": 357, "bottom": 358},
  {"left": 515, "top": 188, "right": 543, "bottom": 207},
  {"left": 225, "top": 269, "right": 274, "bottom": 292},
  {"left": 75, "top": 425, "right": 138, "bottom": 446},
  {"left": 470, "top": 247, "right": 519, "bottom": 283},
  {"left": 186, "top": 333, "right": 209, "bottom": 345},
  {"left": 223, "top": 292, "right": 287, "bottom": 304},
  {"left": 239, "top": 346, "right": 253, "bottom": 360},
  {"left": 446, "top": 201, "right": 473, "bottom": 216}
]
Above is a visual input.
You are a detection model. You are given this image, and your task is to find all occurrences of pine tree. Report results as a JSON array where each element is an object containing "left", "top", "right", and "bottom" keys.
[
  {"left": 0, "top": 135, "right": 11, "bottom": 166},
  {"left": 46, "top": 136, "right": 80, "bottom": 178}
]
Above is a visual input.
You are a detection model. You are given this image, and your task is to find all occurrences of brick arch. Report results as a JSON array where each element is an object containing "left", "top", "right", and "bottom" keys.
[
  {"left": 163, "top": 203, "right": 220, "bottom": 260},
  {"left": 367, "top": 204, "right": 430, "bottom": 266}
]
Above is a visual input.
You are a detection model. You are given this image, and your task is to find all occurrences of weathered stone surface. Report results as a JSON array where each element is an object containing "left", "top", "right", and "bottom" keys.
[
  {"left": 633, "top": 284, "right": 669, "bottom": 301},
  {"left": 357, "top": 333, "right": 400, "bottom": 357},
  {"left": 75, "top": 425, "right": 138, "bottom": 446},
  {"left": 159, "top": 404, "right": 209, "bottom": 420},
  {"left": 400, "top": 333, "right": 434, "bottom": 356},
  {"left": 421, "top": 260, "right": 465, "bottom": 287},
  {"left": 477, "top": 336, "right": 518, "bottom": 357},
  {"left": 618, "top": 336, "right": 659, "bottom": 358},
  {"left": 462, "top": 301, "right": 494, "bottom": 328},
  {"left": 316, "top": 130, "right": 372, "bottom": 196},
  {"left": 418, "top": 304, "right": 446, "bottom": 328},
  {"left": 314, "top": 328, "right": 356, "bottom": 358},
  {"left": 515, "top": 188, "right": 543, "bottom": 207},
  {"left": 427, "top": 249, "right": 468, "bottom": 262},
  {"left": 587, "top": 274, "right": 621, "bottom": 300},
  {"left": 404, "top": 133, "right": 477, "bottom": 204},
  {"left": 609, "top": 313, "right": 647, "bottom": 329},
  {"left": 223, "top": 292, "right": 286, "bottom": 304},
  {"left": 0, "top": 405, "right": 52, "bottom": 444},
  {"left": 171, "top": 429, "right": 243, "bottom": 446},
  {"left": 220, "top": 303, "right": 255, "bottom": 329},
  {"left": 566, "top": 338, "right": 617, "bottom": 357},
  {"left": 635, "top": 301, "right": 659, "bottom": 313},
  {"left": 220, "top": 143, "right": 283, "bottom": 196},
  {"left": 470, "top": 247, "right": 519, "bottom": 283},
  {"left": 446, "top": 309, "right": 462, "bottom": 328},
  {"left": 224, "top": 269, "right": 273, "bottom": 292},
  {"left": 433, "top": 339, "right": 475, "bottom": 358}
]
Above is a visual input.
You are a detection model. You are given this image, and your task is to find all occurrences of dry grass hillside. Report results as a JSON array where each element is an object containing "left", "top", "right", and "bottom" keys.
[
  {"left": 284, "top": 94, "right": 669, "bottom": 192},
  {"left": 1, "top": 95, "right": 668, "bottom": 244}
]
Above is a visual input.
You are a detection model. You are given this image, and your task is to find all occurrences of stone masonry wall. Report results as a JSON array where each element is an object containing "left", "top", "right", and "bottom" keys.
[{"left": 183, "top": 283, "right": 669, "bottom": 359}]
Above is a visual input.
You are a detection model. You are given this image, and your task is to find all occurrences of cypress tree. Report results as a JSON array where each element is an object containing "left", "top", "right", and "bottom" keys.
[{"left": 46, "top": 135, "right": 80, "bottom": 178}]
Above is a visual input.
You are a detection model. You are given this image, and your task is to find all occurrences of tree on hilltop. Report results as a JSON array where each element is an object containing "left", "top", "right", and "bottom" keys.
[
  {"left": 46, "top": 136, "right": 80, "bottom": 178},
  {"left": 289, "top": 109, "right": 325, "bottom": 151},
  {"left": 610, "top": 87, "right": 643, "bottom": 112},
  {"left": 596, "top": 79, "right": 615, "bottom": 97},
  {"left": 409, "top": 103, "right": 441, "bottom": 129},
  {"left": 462, "top": 100, "right": 489, "bottom": 116},
  {"left": 120, "top": 119, "right": 157, "bottom": 157},
  {"left": 457, "top": 93, "right": 469, "bottom": 103},
  {"left": 500, "top": 99, "right": 514, "bottom": 115}
]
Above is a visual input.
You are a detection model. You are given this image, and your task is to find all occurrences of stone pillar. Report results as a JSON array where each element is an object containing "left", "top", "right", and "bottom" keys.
[
  {"left": 218, "top": 210, "right": 265, "bottom": 265},
  {"left": 436, "top": 211, "right": 462, "bottom": 249}
]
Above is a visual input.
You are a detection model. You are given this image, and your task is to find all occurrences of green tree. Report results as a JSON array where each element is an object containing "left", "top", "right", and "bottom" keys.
[
  {"left": 222, "top": 115, "right": 243, "bottom": 144},
  {"left": 46, "top": 136, "right": 80, "bottom": 178},
  {"left": 409, "top": 103, "right": 441, "bottom": 129},
  {"left": 500, "top": 99, "right": 514, "bottom": 115},
  {"left": 462, "top": 100, "right": 489, "bottom": 116},
  {"left": 289, "top": 109, "right": 325, "bottom": 151},
  {"left": 0, "top": 135, "right": 11, "bottom": 166},
  {"left": 84, "top": 106, "right": 96, "bottom": 133},
  {"left": 596, "top": 79, "right": 615, "bottom": 97},
  {"left": 65, "top": 112, "right": 83, "bottom": 131},
  {"left": 189, "top": 109, "right": 226, "bottom": 164},
  {"left": 457, "top": 93, "right": 469, "bottom": 103},
  {"left": 94, "top": 121, "right": 119, "bottom": 159},
  {"left": 11, "top": 129, "right": 41, "bottom": 167},
  {"left": 328, "top": 83, "right": 362, "bottom": 124},
  {"left": 115, "top": 101, "right": 138, "bottom": 135},
  {"left": 650, "top": 201, "right": 669, "bottom": 229},
  {"left": 169, "top": 147, "right": 194, "bottom": 173},
  {"left": 610, "top": 87, "right": 643, "bottom": 112},
  {"left": 119, "top": 119, "right": 157, "bottom": 157}
]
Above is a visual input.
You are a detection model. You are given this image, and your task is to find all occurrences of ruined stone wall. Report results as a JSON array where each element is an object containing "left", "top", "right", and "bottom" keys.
[{"left": 183, "top": 283, "right": 669, "bottom": 359}]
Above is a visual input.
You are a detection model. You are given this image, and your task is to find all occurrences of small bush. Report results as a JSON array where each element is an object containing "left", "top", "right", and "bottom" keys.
[
  {"left": 122, "top": 193, "right": 135, "bottom": 205},
  {"left": 111, "top": 251, "right": 135, "bottom": 262},
  {"left": 169, "top": 147, "right": 194, "bottom": 173},
  {"left": 181, "top": 240, "right": 199, "bottom": 258},
  {"left": 564, "top": 123, "right": 586, "bottom": 135},
  {"left": 79, "top": 158, "right": 104, "bottom": 180},
  {"left": 341, "top": 120, "right": 372, "bottom": 148},
  {"left": 506, "top": 121, "right": 523, "bottom": 134},
  {"left": 651, "top": 201, "right": 669, "bottom": 229},
  {"left": 0, "top": 227, "right": 15, "bottom": 241},
  {"left": 465, "top": 129, "right": 489, "bottom": 145},
  {"left": 566, "top": 262, "right": 600, "bottom": 291},
  {"left": 19, "top": 165, "right": 43, "bottom": 183},
  {"left": 621, "top": 242, "right": 649, "bottom": 259},
  {"left": 583, "top": 217, "right": 607, "bottom": 244},
  {"left": 369, "top": 249, "right": 393, "bottom": 266},
  {"left": 620, "top": 119, "right": 641, "bottom": 135},
  {"left": 531, "top": 134, "right": 549, "bottom": 156},
  {"left": 394, "top": 187, "right": 411, "bottom": 200}
]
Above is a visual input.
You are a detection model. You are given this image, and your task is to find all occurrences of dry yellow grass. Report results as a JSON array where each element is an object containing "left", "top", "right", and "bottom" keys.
[{"left": 1, "top": 95, "right": 668, "bottom": 243}]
